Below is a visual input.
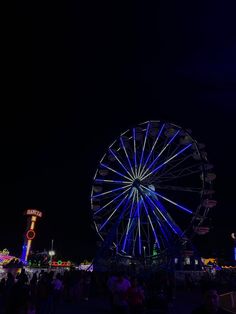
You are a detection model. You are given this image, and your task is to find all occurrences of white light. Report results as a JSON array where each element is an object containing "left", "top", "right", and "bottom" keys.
[{"left": 49, "top": 250, "right": 55, "bottom": 257}]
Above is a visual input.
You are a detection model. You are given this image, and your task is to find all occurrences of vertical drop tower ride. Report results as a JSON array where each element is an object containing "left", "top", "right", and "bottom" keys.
[{"left": 21, "top": 209, "right": 42, "bottom": 263}]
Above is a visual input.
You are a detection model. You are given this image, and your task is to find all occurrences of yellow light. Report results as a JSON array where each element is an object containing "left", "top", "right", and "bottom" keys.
[
  {"left": 25, "top": 240, "right": 32, "bottom": 261},
  {"left": 30, "top": 221, "right": 35, "bottom": 230}
]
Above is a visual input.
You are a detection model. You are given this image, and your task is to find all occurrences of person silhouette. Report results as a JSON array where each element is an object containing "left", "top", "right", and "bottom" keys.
[{"left": 192, "top": 284, "right": 232, "bottom": 314}]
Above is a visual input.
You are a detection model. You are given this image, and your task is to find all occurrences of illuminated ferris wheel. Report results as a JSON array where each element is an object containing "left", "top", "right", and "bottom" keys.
[{"left": 91, "top": 121, "right": 216, "bottom": 260}]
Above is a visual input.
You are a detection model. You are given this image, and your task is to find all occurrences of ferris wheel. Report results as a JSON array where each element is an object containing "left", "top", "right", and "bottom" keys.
[{"left": 91, "top": 120, "right": 216, "bottom": 260}]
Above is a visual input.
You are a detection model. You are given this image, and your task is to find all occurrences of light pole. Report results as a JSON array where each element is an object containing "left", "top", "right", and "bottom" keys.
[{"left": 49, "top": 239, "right": 55, "bottom": 268}]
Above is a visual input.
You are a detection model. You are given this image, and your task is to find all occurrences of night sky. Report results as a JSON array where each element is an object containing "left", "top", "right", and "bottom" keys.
[{"left": 2, "top": 3, "right": 236, "bottom": 262}]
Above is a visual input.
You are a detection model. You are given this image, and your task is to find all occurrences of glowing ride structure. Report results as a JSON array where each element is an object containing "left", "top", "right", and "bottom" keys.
[
  {"left": 91, "top": 120, "right": 216, "bottom": 262},
  {"left": 21, "top": 209, "right": 42, "bottom": 263},
  {"left": 0, "top": 249, "right": 19, "bottom": 266}
]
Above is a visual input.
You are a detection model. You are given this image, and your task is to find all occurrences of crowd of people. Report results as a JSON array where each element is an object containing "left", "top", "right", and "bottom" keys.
[
  {"left": 0, "top": 266, "right": 235, "bottom": 314},
  {"left": 0, "top": 267, "right": 92, "bottom": 314}
]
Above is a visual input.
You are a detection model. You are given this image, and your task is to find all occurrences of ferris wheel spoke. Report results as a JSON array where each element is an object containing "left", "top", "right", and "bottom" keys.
[
  {"left": 156, "top": 219, "right": 170, "bottom": 246},
  {"left": 147, "top": 198, "right": 174, "bottom": 245},
  {"left": 150, "top": 195, "right": 185, "bottom": 237},
  {"left": 94, "top": 187, "right": 132, "bottom": 215},
  {"left": 122, "top": 194, "right": 142, "bottom": 255},
  {"left": 156, "top": 154, "right": 191, "bottom": 179},
  {"left": 141, "top": 197, "right": 161, "bottom": 248},
  {"left": 100, "top": 189, "right": 134, "bottom": 249},
  {"left": 100, "top": 163, "right": 132, "bottom": 181},
  {"left": 140, "top": 129, "right": 181, "bottom": 179},
  {"left": 141, "top": 143, "right": 192, "bottom": 181},
  {"left": 120, "top": 136, "right": 136, "bottom": 177},
  {"left": 153, "top": 184, "right": 202, "bottom": 193},
  {"left": 99, "top": 195, "right": 129, "bottom": 231},
  {"left": 139, "top": 123, "right": 165, "bottom": 178},
  {"left": 95, "top": 178, "right": 132, "bottom": 184},
  {"left": 92, "top": 184, "right": 132, "bottom": 199},
  {"left": 122, "top": 190, "right": 137, "bottom": 252},
  {"left": 141, "top": 185, "right": 193, "bottom": 214},
  {"left": 109, "top": 148, "right": 134, "bottom": 179},
  {"left": 136, "top": 193, "right": 142, "bottom": 255},
  {"left": 132, "top": 128, "right": 138, "bottom": 177},
  {"left": 137, "top": 122, "right": 150, "bottom": 177},
  {"left": 156, "top": 163, "right": 204, "bottom": 182},
  {"left": 144, "top": 192, "right": 183, "bottom": 237}
]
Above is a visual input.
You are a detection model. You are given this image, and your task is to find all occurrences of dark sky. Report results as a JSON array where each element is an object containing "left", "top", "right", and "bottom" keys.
[{"left": 2, "top": 3, "right": 236, "bottom": 262}]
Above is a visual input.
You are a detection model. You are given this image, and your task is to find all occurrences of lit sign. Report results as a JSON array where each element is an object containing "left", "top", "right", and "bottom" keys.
[
  {"left": 26, "top": 209, "right": 42, "bottom": 218},
  {"left": 50, "top": 261, "right": 71, "bottom": 267}
]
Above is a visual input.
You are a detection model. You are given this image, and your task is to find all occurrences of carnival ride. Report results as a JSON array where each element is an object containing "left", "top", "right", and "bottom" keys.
[
  {"left": 21, "top": 209, "right": 42, "bottom": 263},
  {"left": 91, "top": 120, "right": 217, "bottom": 265}
]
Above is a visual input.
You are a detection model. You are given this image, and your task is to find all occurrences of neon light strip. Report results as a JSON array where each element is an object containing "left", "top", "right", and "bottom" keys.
[
  {"left": 144, "top": 194, "right": 182, "bottom": 236},
  {"left": 120, "top": 136, "right": 136, "bottom": 177},
  {"left": 139, "top": 123, "right": 165, "bottom": 177},
  {"left": 141, "top": 143, "right": 192, "bottom": 181},
  {"left": 137, "top": 196, "right": 141, "bottom": 255},
  {"left": 133, "top": 128, "right": 138, "bottom": 177},
  {"left": 150, "top": 195, "right": 183, "bottom": 237},
  {"left": 109, "top": 148, "right": 133, "bottom": 179},
  {"left": 141, "top": 185, "right": 193, "bottom": 214},
  {"left": 94, "top": 187, "right": 131, "bottom": 215},
  {"left": 25, "top": 239, "right": 32, "bottom": 262},
  {"left": 100, "top": 163, "right": 131, "bottom": 181},
  {"left": 95, "top": 178, "right": 131, "bottom": 184},
  {"left": 99, "top": 195, "right": 128, "bottom": 231},
  {"left": 140, "top": 129, "right": 180, "bottom": 178},
  {"left": 122, "top": 189, "right": 137, "bottom": 252},
  {"left": 137, "top": 122, "right": 150, "bottom": 177},
  {"left": 92, "top": 184, "right": 132, "bottom": 199},
  {"left": 141, "top": 197, "right": 160, "bottom": 248}
]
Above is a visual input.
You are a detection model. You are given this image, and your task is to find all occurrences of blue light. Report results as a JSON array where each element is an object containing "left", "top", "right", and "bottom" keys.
[
  {"left": 142, "top": 143, "right": 192, "bottom": 181},
  {"left": 92, "top": 185, "right": 129, "bottom": 199},
  {"left": 137, "top": 199, "right": 142, "bottom": 255},
  {"left": 94, "top": 187, "right": 131, "bottom": 215},
  {"left": 141, "top": 198, "right": 160, "bottom": 247},
  {"left": 140, "top": 123, "right": 165, "bottom": 176},
  {"left": 138, "top": 122, "right": 150, "bottom": 176},
  {"left": 120, "top": 137, "right": 135, "bottom": 177},
  {"left": 95, "top": 178, "right": 131, "bottom": 184},
  {"left": 109, "top": 148, "right": 133, "bottom": 179},
  {"left": 145, "top": 193, "right": 182, "bottom": 236},
  {"left": 122, "top": 193, "right": 136, "bottom": 252},
  {"left": 142, "top": 185, "right": 193, "bottom": 214},
  {"left": 21, "top": 245, "right": 28, "bottom": 262},
  {"left": 99, "top": 195, "right": 128, "bottom": 231},
  {"left": 141, "top": 129, "right": 180, "bottom": 179},
  {"left": 101, "top": 163, "right": 131, "bottom": 181}
]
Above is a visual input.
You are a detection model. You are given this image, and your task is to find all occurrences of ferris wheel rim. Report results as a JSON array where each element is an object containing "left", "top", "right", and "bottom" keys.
[{"left": 91, "top": 120, "right": 215, "bottom": 259}]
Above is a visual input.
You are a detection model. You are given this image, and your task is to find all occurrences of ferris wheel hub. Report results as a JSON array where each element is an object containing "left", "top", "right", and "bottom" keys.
[{"left": 132, "top": 178, "right": 141, "bottom": 189}]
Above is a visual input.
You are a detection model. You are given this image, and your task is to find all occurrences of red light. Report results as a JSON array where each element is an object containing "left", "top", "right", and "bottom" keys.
[{"left": 26, "top": 229, "right": 36, "bottom": 240}]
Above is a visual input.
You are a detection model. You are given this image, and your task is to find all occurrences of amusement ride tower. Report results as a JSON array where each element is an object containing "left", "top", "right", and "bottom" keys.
[{"left": 21, "top": 209, "right": 42, "bottom": 263}]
